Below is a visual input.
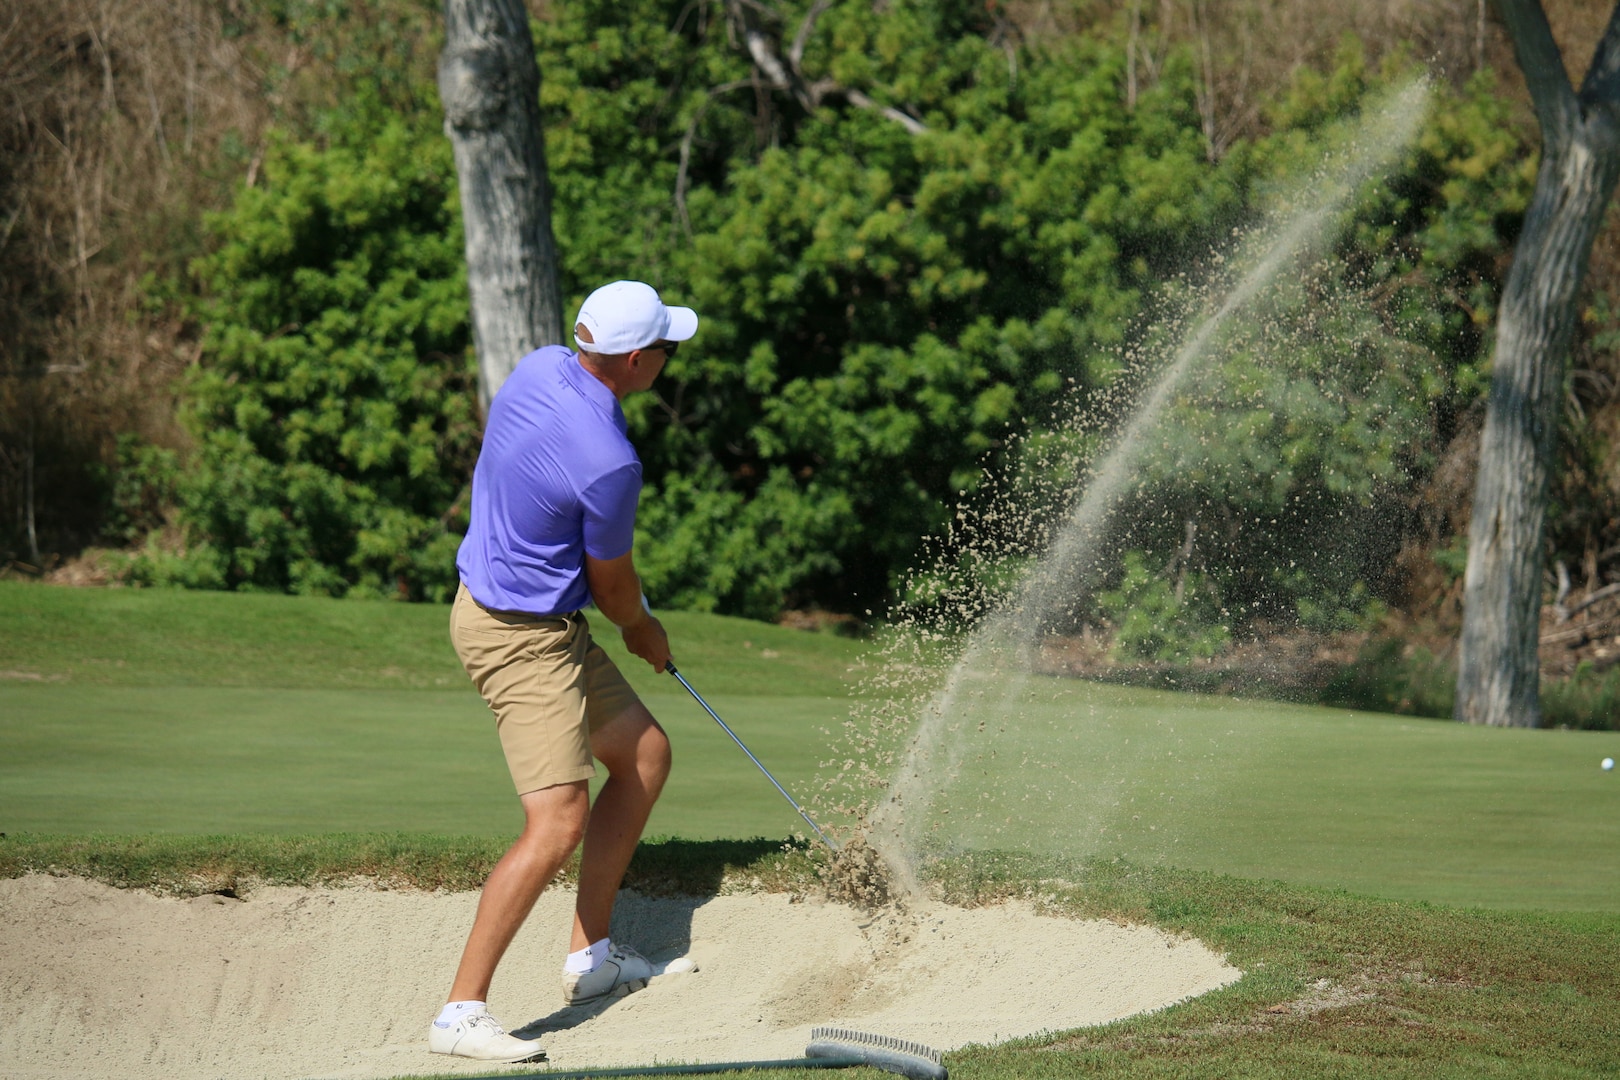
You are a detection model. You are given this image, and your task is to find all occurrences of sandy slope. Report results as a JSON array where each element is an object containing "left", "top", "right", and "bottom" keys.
[{"left": 0, "top": 874, "right": 1240, "bottom": 1079}]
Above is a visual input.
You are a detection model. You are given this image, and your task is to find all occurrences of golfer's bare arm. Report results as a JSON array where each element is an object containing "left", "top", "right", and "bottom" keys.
[{"left": 586, "top": 551, "right": 672, "bottom": 671}]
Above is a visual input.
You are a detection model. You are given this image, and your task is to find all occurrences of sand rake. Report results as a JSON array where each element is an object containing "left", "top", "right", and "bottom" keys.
[{"left": 461, "top": 1026, "right": 947, "bottom": 1080}]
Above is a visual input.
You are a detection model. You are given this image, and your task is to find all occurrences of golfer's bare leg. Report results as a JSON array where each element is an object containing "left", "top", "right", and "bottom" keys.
[
  {"left": 448, "top": 781, "right": 590, "bottom": 1002},
  {"left": 571, "top": 703, "right": 672, "bottom": 949}
]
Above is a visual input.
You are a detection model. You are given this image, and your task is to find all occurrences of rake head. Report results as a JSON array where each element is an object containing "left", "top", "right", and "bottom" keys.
[{"left": 806, "top": 1026, "right": 947, "bottom": 1080}]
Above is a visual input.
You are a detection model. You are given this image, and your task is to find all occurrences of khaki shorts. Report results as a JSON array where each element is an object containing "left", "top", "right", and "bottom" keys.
[{"left": 450, "top": 582, "right": 643, "bottom": 794}]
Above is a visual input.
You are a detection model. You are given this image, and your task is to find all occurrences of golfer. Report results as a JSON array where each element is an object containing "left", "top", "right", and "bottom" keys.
[{"left": 428, "top": 281, "right": 697, "bottom": 1063}]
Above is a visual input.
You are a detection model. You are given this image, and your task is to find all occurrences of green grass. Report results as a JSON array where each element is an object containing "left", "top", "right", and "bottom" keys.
[
  {"left": 3, "top": 581, "right": 1619, "bottom": 910},
  {"left": 914, "top": 678, "right": 1620, "bottom": 910},
  {"left": 0, "top": 580, "right": 862, "bottom": 695},
  {"left": 0, "top": 684, "right": 845, "bottom": 838},
  {"left": 934, "top": 854, "right": 1620, "bottom": 1079},
  {"left": 0, "top": 833, "right": 801, "bottom": 896},
  {"left": 0, "top": 580, "right": 866, "bottom": 840}
]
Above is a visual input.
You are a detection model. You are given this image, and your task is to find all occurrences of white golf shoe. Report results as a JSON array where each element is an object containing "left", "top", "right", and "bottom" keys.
[
  {"left": 428, "top": 1010, "right": 545, "bottom": 1063},
  {"left": 561, "top": 942, "right": 654, "bottom": 1004}
]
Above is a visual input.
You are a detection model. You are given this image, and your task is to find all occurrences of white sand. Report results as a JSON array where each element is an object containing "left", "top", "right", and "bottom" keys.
[{"left": 0, "top": 874, "right": 1240, "bottom": 1079}]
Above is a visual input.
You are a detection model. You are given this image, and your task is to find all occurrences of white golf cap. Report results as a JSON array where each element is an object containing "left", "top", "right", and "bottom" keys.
[{"left": 573, "top": 280, "right": 699, "bottom": 355}]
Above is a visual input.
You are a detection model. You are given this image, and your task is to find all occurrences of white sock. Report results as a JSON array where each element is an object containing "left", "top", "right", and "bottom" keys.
[
  {"left": 434, "top": 1000, "right": 487, "bottom": 1027},
  {"left": 565, "top": 937, "right": 612, "bottom": 975}
]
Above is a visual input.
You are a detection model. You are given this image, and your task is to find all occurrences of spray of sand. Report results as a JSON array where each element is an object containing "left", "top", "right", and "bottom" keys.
[{"left": 844, "top": 78, "right": 1433, "bottom": 895}]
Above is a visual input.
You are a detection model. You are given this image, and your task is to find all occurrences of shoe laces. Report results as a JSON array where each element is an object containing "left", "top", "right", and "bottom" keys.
[
  {"left": 612, "top": 943, "right": 647, "bottom": 963},
  {"left": 463, "top": 1012, "right": 506, "bottom": 1035}
]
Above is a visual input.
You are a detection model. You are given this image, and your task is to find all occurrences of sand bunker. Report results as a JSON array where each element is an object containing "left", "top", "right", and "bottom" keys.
[{"left": 0, "top": 874, "right": 1239, "bottom": 1079}]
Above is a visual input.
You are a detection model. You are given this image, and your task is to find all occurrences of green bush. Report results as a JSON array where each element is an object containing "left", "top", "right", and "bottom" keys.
[
  {"left": 1322, "top": 637, "right": 1456, "bottom": 719},
  {"left": 995, "top": 51, "right": 1536, "bottom": 642},
  {"left": 1322, "top": 638, "right": 1617, "bottom": 732},
  {"left": 128, "top": 119, "right": 479, "bottom": 600},
  {"left": 1542, "top": 664, "right": 1620, "bottom": 732},
  {"left": 100, "top": 435, "right": 181, "bottom": 547},
  {"left": 617, "top": 12, "right": 1256, "bottom": 611},
  {"left": 1097, "top": 549, "right": 1229, "bottom": 662}
]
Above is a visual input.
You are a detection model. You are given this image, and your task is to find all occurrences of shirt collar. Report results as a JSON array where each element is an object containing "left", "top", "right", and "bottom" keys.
[{"left": 560, "top": 349, "right": 628, "bottom": 432}]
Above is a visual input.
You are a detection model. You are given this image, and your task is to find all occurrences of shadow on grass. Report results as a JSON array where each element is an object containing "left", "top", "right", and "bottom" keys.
[
  {"left": 622, "top": 837, "right": 792, "bottom": 896},
  {"left": 0, "top": 833, "right": 814, "bottom": 898}
]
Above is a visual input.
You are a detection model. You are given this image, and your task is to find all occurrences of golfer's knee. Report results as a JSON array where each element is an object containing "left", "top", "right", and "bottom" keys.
[
  {"left": 642, "top": 725, "right": 672, "bottom": 789},
  {"left": 519, "top": 781, "right": 590, "bottom": 847},
  {"left": 596, "top": 707, "right": 671, "bottom": 787},
  {"left": 558, "top": 795, "right": 592, "bottom": 843}
]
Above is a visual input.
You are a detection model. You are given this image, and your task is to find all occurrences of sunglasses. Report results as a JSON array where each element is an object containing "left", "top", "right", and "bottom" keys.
[{"left": 641, "top": 340, "right": 678, "bottom": 358}]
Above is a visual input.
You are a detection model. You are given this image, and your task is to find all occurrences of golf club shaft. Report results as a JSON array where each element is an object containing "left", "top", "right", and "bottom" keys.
[{"left": 665, "top": 662, "right": 839, "bottom": 851}]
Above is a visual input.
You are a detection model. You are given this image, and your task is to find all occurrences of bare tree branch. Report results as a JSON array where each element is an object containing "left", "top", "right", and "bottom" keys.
[
  {"left": 1582, "top": 2, "right": 1620, "bottom": 108},
  {"left": 676, "top": 78, "right": 753, "bottom": 233},
  {"left": 1566, "top": 581, "right": 1620, "bottom": 617},
  {"left": 1494, "top": 0, "right": 1579, "bottom": 143},
  {"left": 725, "top": 0, "right": 799, "bottom": 97},
  {"left": 842, "top": 88, "right": 927, "bottom": 135},
  {"left": 789, "top": 0, "right": 833, "bottom": 72},
  {"left": 724, "top": 0, "right": 927, "bottom": 135},
  {"left": 741, "top": 21, "right": 794, "bottom": 90},
  {"left": 1126, "top": 0, "right": 1141, "bottom": 110}
]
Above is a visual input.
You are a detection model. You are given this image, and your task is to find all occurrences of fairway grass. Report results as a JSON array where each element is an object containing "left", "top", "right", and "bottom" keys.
[
  {"left": 3, "top": 581, "right": 1618, "bottom": 910},
  {"left": 0, "top": 685, "right": 839, "bottom": 839},
  {"left": 0, "top": 580, "right": 862, "bottom": 695},
  {"left": 0, "top": 580, "right": 866, "bottom": 841},
  {"left": 914, "top": 677, "right": 1620, "bottom": 911}
]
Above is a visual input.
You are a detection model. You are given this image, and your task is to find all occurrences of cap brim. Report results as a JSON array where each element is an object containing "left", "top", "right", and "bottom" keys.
[{"left": 664, "top": 306, "right": 699, "bottom": 342}]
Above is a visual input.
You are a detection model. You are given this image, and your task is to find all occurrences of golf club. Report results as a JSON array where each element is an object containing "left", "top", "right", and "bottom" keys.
[{"left": 665, "top": 661, "right": 840, "bottom": 851}]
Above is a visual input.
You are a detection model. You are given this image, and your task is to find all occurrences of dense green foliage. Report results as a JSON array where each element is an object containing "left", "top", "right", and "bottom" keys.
[
  {"left": 130, "top": 121, "right": 479, "bottom": 600},
  {"left": 1003, "top": 61, "right": 1539, "bottom": 659},
  {"left": 124, "top": 1, "right": 1541, "bottom": 634}
]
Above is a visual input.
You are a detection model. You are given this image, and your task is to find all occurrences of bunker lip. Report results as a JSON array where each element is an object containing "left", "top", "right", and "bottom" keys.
[{"left": 1, "top": 874, "right": 1240, "bottom": 1080}]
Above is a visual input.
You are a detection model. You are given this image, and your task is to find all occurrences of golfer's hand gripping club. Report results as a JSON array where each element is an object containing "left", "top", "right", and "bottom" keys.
[{"left": 665, "top": 661, "right": 840, "bottom": 852}]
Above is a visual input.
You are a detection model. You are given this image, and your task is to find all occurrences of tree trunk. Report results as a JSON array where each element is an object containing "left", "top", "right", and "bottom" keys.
[
  {"left": 439, "top": 0, "right": 563, "bottom": 415},
  {"left": 1455, "top": 0, "right": 1620, "bottom": 726}
]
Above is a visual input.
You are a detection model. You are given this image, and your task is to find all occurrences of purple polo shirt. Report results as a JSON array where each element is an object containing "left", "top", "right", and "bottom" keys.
[{"left": 456, "top": 346, "right": 641, "bottom": 616}]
